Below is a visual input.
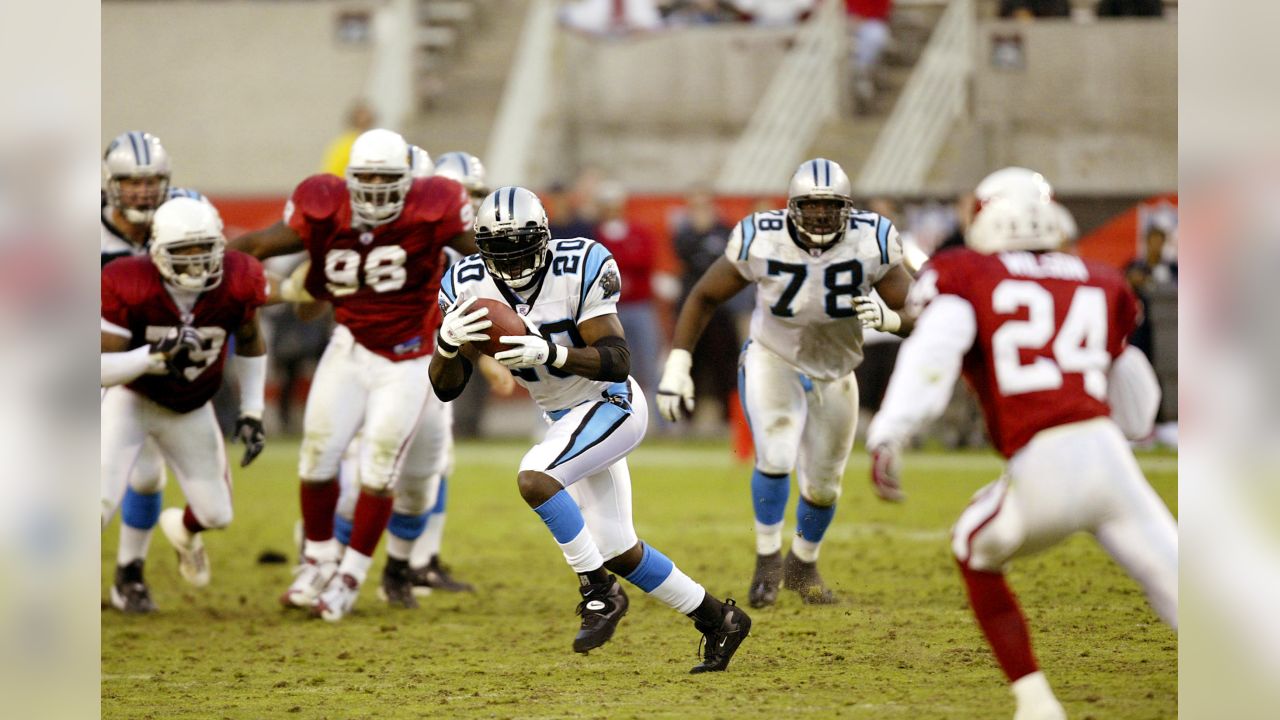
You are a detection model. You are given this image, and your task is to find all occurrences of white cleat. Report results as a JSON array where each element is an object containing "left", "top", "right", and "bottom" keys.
[
  {"left": 313, "top": 572, "right": 361, "bottom": 622},
  {"left": 1012, "top": 672, "right": 1067, "bottom": 720},
  {"left": 280, "top": 556, "right": 337, "bottom": 609},
  {"left": 159, "top": 508, "right": 211, "bottom": 587}
]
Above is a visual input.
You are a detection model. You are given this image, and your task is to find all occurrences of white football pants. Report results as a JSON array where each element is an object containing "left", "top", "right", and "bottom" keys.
[
  {"left": 953, "top": 417, "right": 1178, "bottom": 628},
  {"left": 740, "top": 340, "right": 860, "bottom": 506},
  {"left": 298, "top": 324, "right": 432, "bottom": 492},
  {"left": 101, "top": 386, "right": 231, "bottom": 530},
  {"left": 520, "top": 380, "right": 647, "bottom": 561}
]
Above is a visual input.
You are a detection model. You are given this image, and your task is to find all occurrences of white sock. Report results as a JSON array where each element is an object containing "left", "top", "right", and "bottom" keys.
[
  {"left": 558, "top": 526, "right": 606, "bottom": 574},
  {"left": 305, "top": 538, "right": 342, "bottom": 563},
  {"left": 648, "top": 565, "right": 706, "bottom": 615},
  {"left": 386, "top": 534, "right": 414, "bottom": 561},
  {"left": 117, "top": 525, "right": 153, "bottom": 566},
  {"left": 791, "top": 534, "right": 821, "bottom": 563},
  {"left": 338, "top": 549, "right": 374, "bottom": 585},
  {"left": 755, "top": 521, "right": 784, "bottom": 555},
  {"left": 1011, "top": 671, "right": 1064, "bottom": 717},
  {"left": 410, "top": 511, "right": 446, "bottom": 569}
]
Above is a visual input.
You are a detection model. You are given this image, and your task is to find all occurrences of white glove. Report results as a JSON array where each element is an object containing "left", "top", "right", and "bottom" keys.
[
  {"left": 495, "top": 314, "right": 567, "bottom": 369},
  {"left": 657, "top": 349, "right": 696, "bottom": 422},
  {"left": 854, "top": 295, "right": 902, "bottom": 333},
  {"left": 869, "top": 442, "right": 906, "bottom": 503},
  {"left": 438, "top": 296, "right": 492, "bottom": 356}
]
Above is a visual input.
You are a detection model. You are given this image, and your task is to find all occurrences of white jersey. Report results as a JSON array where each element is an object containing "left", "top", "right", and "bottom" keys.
[
  {"left": 101, "top": 206, "right": 142, "bottom": 266},
  {"left": 440, "top": 238, "right": 624, "bottom": 414},
  {"left": 725, "top": 209, "right": 903, "bottom": 380}
]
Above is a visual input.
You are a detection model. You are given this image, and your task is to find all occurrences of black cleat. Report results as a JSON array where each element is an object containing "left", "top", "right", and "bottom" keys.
[
  {"left": 690, "top": 598, "right": 752, "bottom": 673},
  {"left": 378, "top": 557, "right": 419, "bottom": 609},
  {"left": 748, "top": 551, "right": 783, "bottom": 608},
  {"left": 409, "top": 556, "right": 474, "bottom": 596},
  {"left": 782, "top": 551, "right": 839, "bottom": 605},
  {"left": 110, "top": 560, "right": 157, "bottom": 614},
  {"left": 573, "top": 576, "right": 628, "bottom": 654}
]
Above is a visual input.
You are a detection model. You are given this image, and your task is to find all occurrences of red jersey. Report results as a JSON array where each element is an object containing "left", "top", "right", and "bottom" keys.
[
  {"left": 286, "top": 174, "right": 471, "bottom": 360},
  {"left": 594, "top": 219, "right": 655, "bottom": 305},
  {"left": 101, "top": 252, "right": 268, "bottom": 414},
  {"left": 924, "top": 247, "right": 1139, "bottom": 458}
]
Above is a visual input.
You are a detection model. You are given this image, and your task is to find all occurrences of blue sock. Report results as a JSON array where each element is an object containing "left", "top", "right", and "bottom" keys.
[
  {"left": 430, "top": 477, "right": 448, "bottom": 515},
  {"left": 751, "top": 469, "right": 790, "bottom": 526},
  {"left": 120, "top": 487, "right": 162, "bottom": 530},
  {"left": 622, "top": 543, "right": 674, "bottom": 592},
  {"left": 795, "top": 496, "right": 836, "bottom": 543},
  {"left": 334, "top": 514, "right": 353, "bottom": 546},
  {"left": 532, "top": 490, "right": 586, "bottom": 543},
  {"left": 387, "top": 510, "right": 429, "bottom": 541}
]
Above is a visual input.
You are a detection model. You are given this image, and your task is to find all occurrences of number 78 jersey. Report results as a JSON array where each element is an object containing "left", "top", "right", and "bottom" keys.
[{"left": 726, "top": 209, "right": 902, "bottom": 380}]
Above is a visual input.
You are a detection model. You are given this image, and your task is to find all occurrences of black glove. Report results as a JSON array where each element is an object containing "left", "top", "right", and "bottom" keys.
[
  {"left": 234, "top": 414, "right": 266, "bottom": 467},
  {"left": 151, "top": 326, "right": 203, "bottom": 377}
]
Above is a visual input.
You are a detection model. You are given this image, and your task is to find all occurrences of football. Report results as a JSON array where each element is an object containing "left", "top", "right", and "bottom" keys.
[{"left": 471, "top": 298, "right": 529, "bottom": 357}]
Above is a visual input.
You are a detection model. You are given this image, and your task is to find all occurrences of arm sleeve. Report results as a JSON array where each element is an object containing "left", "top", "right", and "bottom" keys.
[
  {"left": 101, "top": 345, "right": 160, "bottom": 387},
  {"left": 579, "top": 253, "right": 622, "bottom": 323},
  {"left": 232, "top": 354, "right": 267, "bottom": 419},
  {"left": 722, "top": 217, "right": 757, "bottom": 282},
  {"left": 1107, "top": 345, "right": 1161, "bottom": 440},
  {"left": 865, "top": 293, "right": 978, "bottom": 448}
]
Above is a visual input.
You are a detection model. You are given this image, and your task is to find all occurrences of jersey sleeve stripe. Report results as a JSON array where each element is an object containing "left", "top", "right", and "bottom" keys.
[
  {"left": 875, "top": 216, "right": 892, "bottom": 264},
  {"left": 440, "top": 265, "right": 457, "bottom": 303},
  {"left": 738, "top": 217, "right": 757, "bottom": 261},
  {"left": 578, "top": 242, "right": 611, "bottom": 314},
  {"left": 101, "top": 317, "right": 132, "bottom": 338}
]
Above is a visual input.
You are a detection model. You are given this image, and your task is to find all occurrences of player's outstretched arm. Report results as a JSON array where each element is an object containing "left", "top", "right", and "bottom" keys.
[
  {"left": 657, "top": 257, "right": 750, "bottom": 421},
  {"left": 232, "top": 312, "right": 268, "bottom": 466},
  {"left": 857, "top": 264, "right": 917, "bottom": 336},
  {"left": 494, "top": 314, "right": 630, "bottom": 383},
  {"left": 99, "top": 328, "right": 199, "bottom": 387},
  {"left": 228, "top": 221, "right": 304, "bottom": 260}
]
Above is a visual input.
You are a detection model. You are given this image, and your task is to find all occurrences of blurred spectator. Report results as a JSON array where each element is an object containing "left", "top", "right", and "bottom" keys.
[
  {"left": 559, "top": 0, "right": 664, "bottom": 36},
  {"left": 670, "top": 187, "right": 740, "bottom": 426},
  {"left": 1125, "top": 222, "right": 1178, "bottom": 363},
  {"left": 546, "top": 180, "right": 598, "bottom": 240},
  {"left": 1096, "top": 0, "right": 1164, "bottom": 16},
  {"left": 267, "top": 304, "right": 332, "bottom": 435},
  {"left": 661, "top": 0, "right": 751, "bottom": 25},
  {"left": 999, "top": 0, "right": 1070, "bottom": 19},
  {"left": 846, "top": 1, "right": 893, "bottom": 113},
  {"left": 321, "top": 100, "right": 375, "bottom": 177},
  {"left": 593, "top": 180, "right": 668, "bottom": 426}
]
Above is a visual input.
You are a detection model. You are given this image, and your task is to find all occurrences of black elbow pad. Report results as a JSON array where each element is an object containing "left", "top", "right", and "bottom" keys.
[
  {"left": 591, "top": 336, "right": 630, "bottom": 382},
  {"left": 432, "top": 357, "right": 473, "bottom": 402}
]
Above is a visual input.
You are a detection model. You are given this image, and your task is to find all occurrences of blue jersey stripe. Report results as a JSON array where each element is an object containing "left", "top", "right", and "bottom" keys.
[
  {"left": 738, "top": 217, "right": 757, "bottom": 261},
  {"left": 578, "top": 242, "right": 611, "bottom": 314},
  {"left": 548, "top": 401, "right": 632, "bottom": 470},
  {"left": 440, "top": 265, "right": 457, "bottom": 303},
  {"left": 876, "top": 216, "right": 892, "bottom": 265}
]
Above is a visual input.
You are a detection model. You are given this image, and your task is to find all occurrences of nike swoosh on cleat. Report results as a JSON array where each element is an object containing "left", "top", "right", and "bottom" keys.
[{"left": 586, "top": 600, "right": 606, "bottom": 611}]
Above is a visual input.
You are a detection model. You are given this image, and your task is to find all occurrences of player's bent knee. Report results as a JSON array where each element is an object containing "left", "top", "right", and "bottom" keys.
[
  {"left": 196, "top": 505, "right": 233, "bottom": 530},
  {"left": 299, "top": 432, "right": 342, "bottom": 480},
  {"left": 801, "top": 481, "right": 842, "bottom": 507},
  {"left": 517, "top": 470, "right": 560, "bottom": 507},
  {"left": 392, "top": 474, "right": 438, "bottom": 516},
  {"left": 755, "top": 447, "right": 797, "bottom": 477}
]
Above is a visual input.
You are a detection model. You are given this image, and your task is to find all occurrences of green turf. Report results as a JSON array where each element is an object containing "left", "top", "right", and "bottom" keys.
[{"left": 102, "top": 440, "right": 1177, "bottom": 719}]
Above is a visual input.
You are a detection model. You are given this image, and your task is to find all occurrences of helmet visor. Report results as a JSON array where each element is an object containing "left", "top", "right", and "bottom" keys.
[
  {"left": 476, "top": 229, "right": 548, "bottom": 284},
  {"left": 790, "top": 197, "right": 848, "bottom": 237},
  {"left": 157, "top": 237, "right": 226, "bottom": 290}
]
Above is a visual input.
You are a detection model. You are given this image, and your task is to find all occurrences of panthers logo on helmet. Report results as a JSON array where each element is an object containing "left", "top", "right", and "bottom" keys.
[{"left": 600, "top": 267, "right": 621, "bottom": 299}]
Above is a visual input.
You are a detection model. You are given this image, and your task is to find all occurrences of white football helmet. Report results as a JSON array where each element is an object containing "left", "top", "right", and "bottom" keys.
[
  {"left": 149, "top": 197, "right": 227, "bottom": 291},
  {"left": 433, "top": 151, "right": 489, "bottom": 210},
  {"left": 408, "top": 145, "right": 433, "bottom": 179},
  {"left": 346, "top": 129, "right": 412, "bottom": 227},
  {"left": 474, "top": 186, "right": 549, "bottom": 287},
  {"left": 967, "top": 167, "right": 1061, "bottom": 254},
  {"left": 103, "top": 131, "right": 171, "bottom": 225},
  {"left": 787, "top": 158, "right": 854, "bottom": 251}
]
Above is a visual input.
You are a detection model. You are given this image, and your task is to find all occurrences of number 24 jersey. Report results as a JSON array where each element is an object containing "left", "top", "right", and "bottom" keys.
[{"left": 725, "top": 209, "right": 902, "bottom": 381}]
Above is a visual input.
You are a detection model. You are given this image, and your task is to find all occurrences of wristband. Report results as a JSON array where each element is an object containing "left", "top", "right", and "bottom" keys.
[
  {"left": 547, "top": 343, "right": 568, "bottom": 368},
  {"left": 436, "top": 331, "right": 459, "bottom": 358}
]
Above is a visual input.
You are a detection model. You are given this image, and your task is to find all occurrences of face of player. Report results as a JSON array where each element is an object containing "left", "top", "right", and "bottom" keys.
[
  {"left": 352, "top": 171, "right": 405, "bottom": 205},
  {"left": 165, "top": 241, "right": 222, "bottom": 283},
  {"left": 115, "top": 176, "right": 167, "bottom": 219},
  {"left": 793, "top": 198, "right": 846, "bottom": 236},
  {"left": 477, "top": 229, "right": 549, "bottom": 287}
]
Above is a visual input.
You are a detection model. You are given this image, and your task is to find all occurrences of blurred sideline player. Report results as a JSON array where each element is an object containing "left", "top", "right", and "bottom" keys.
[
  {"left": 232, "top": 129, "right": 475, "bottom": 621},
  {"left": 866, "top": 168, "right": 1176, "bottom": 720},
  {"left": 100, "top": 131, "right": 225, "bottom": 612},
  {"left": 430, "top": 186, "right": 751, "bottom": 673},
  {"left": 101, "top": 197, "right": 269, "bottom": 609},
  {"left": 658, "top": 158, "right": 914, "bottom": 608}
]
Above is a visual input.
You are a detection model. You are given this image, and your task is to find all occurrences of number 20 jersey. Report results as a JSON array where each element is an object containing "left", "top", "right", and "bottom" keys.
[
  {"left": 286, "top": 173, "right": 472, "bottom": 361},
  {"left": 725, "top": 209, "right": 902, "bottom": 381},
  {"left": 916, "top": 247, "right": 1139, "bottom": 458},
  {"left": 439, "top": 238, "right": 623, "bottom": 414}
]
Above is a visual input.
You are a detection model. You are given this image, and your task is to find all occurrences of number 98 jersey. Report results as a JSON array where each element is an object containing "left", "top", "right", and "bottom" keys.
[
  {"left": 285, "top": 173, "right": 473, "bottom": 361},
  {"left": 725, "top": 209, "right": 902, "bottom": 380}
]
